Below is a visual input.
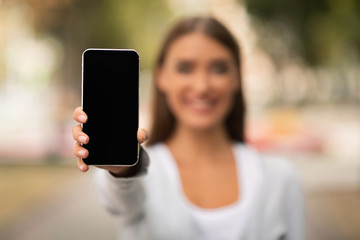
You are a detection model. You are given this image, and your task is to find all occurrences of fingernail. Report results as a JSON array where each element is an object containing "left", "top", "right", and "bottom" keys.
[
  {"left": 78, "top": 115, "right": 87, "bottom": 122},
  {"left": 80, "top": 164, "right": 87, "bottom": 172},
  {"left": 79, "top": 136, "right": 87, "bottom": 143},
  {"left": 142, "top": 130, "right": 149, "bottom": 142},
  {"left": 78, "top": 150, "right": 86, "bottom": 157}
]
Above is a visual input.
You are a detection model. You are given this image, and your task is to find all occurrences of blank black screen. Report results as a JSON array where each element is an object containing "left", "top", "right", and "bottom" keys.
[{"left": 82, "top": 49, "right": 139, "bottom": 165}]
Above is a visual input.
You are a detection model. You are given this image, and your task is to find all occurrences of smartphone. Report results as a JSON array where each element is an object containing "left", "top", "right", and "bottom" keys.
[{"left": 81, "top": 49, "right": 139, "bottom": 166}]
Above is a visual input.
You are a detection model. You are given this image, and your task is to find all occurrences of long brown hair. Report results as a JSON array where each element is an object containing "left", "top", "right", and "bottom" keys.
[{"left": 146, "top": 16, "right": 246, "bottom": 145}]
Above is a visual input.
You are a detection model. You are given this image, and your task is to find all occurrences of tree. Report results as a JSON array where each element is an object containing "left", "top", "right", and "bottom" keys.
[{"left": 242, "top": 0, "right": 360, "bottom": 67}]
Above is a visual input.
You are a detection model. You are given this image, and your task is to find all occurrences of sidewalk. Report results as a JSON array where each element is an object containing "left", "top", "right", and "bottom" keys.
[{"left": 0, "top": 165, "right": 116, "bottom": 240}]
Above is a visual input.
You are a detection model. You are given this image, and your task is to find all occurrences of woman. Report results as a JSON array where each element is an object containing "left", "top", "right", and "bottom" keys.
[{"left": 72, "top": 16, "right": 304, "bottom": 240}]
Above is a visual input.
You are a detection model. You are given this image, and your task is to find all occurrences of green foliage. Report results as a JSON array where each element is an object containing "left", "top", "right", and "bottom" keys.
[
  {"left": 243, "top": 0, "right": 360, "bottom": 67},
  {"left": 30, "top": 0, "right": 172, "bottom": 88}
]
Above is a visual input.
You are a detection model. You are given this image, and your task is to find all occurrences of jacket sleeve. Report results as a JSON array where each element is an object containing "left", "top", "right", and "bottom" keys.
[
  {"left": 285, "top": 166, "right": 306, "bottom": 240},
  {"left": 92, "top": 147, "right": 150, "bottom": 225}
]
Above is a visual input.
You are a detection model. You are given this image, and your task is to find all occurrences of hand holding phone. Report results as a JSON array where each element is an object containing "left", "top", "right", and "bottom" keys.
[{"left": 72, "top": 107, "right": 149, "bottom": 174}]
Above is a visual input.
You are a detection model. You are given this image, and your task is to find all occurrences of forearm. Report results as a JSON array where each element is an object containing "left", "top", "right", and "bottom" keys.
[{"left": 93, "top": 147, "right": 149, "bottom": 222}]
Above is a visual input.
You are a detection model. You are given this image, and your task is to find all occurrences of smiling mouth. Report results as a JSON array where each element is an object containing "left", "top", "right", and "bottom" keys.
[{"left": 185, "top": 98, "right": 216, "bottom": 113}]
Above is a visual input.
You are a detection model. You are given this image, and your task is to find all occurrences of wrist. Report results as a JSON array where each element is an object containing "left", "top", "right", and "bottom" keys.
[{"left": 109, "top": 162, "right": 141, "bottom": 178}]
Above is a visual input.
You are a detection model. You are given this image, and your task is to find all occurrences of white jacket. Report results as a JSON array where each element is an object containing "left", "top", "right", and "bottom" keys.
[{"left": 94, "top": 143, "right": 305, "bottom": 240}]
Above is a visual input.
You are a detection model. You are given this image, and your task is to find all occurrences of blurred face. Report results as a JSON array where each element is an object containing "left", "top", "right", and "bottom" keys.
[{"left": 157, "top": 33, "right": 239, "bottom": 131}]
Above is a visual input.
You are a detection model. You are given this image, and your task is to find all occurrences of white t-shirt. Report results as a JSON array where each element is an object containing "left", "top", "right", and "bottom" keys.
[{"left": 94, "top": 143, "right": 305, "bottom": 240}]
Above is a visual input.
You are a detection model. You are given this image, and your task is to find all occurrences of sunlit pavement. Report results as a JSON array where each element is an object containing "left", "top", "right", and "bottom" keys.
[
  {"left": 0, "top": 165, "right": 116, "bottom": 240},
  {"left": 306, "top": 191, "right": 360, "bottom": 240},
  {"left": 0, "top": 160, "right": 360, "bottom": 240},
  {"left": 292, "top": 154, "right": 360, "bottom": 240}
]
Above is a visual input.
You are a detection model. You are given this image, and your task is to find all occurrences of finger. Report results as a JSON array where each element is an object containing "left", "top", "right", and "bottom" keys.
[
  {"left": 72, "top": 125, "right": 89, "bottom": 144},
  {"left": 73, "top": 142, "right": 89, "bottom": 159},
  {"left": 73, "top": 106, "right": 88, "bottom": 123},
  {"left": 77, "top": 158, "right": 89, "bottom": 172},
  {"left": 137, "top": 128, "right": 150, "bottom": 144}
]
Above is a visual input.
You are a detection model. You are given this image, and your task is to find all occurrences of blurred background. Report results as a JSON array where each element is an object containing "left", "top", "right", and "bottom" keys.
[{"left": 0, "top": 0, "right": 359, "bottom": 239}]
